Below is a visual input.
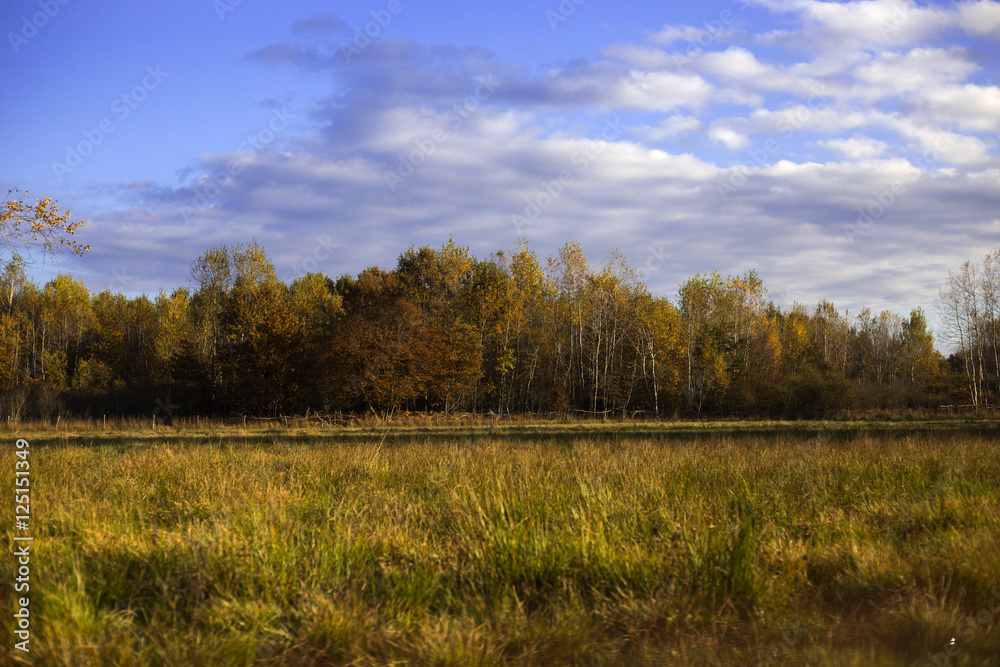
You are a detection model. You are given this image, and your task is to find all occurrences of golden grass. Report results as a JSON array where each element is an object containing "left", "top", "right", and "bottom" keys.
[{"left": 1, "top": 423, "right": 999, "bottom": 665}]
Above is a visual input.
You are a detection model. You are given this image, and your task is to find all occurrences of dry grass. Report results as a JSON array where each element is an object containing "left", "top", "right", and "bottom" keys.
[{"left": 2, "top": 422, "right": 999, "bottom": 665}]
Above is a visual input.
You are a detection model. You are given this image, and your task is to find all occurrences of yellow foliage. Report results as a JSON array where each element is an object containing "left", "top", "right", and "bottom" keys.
[{"left": 1, "top": 189, "right": 90, "bottom": 262}]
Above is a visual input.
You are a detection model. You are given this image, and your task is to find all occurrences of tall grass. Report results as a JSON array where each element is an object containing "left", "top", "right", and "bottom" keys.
[{"left": 2, "top": 426, "right": 1000, "bottom": 665}]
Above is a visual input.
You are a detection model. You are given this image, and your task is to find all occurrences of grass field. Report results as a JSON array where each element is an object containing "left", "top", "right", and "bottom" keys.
[{"left": 2, "top": 419, "right": 1000, "bottom": 665}]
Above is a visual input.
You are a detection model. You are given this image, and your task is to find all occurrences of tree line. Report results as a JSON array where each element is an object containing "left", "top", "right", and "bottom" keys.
[{"left": 0, "top": 238, "right": 993, "bottom": 421}]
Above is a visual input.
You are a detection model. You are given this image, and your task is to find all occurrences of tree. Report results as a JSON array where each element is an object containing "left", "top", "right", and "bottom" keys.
[
  {"left": 415, "top": 317, "right": 482, "bottom": 413},
  {"left": 394, "top": 240, "right": 483, "bottom": 412},
  {"left": 41, "top": 274, "right": 93, "bottom": 387},
  {"left": 939, "top": 250, "right": 1000, "bottom": 409},
  {"left": 1, "top": 254, "right": 27, "bottom": 311},
  {"left": 289, "top": 273, "right": 342, "bottom": 339},
  {"left": 809, "top": 300, "right": 850, "bottom": 374},
  {"left": 330, "top": 268, "right": 425, "bottom": 416},
  {"left": 632, "top": 294, "right": 683, "bottom": 416},
  {"left": 547, "top": 242, "right": 592, "bottom": 410},
  {"left": 190, "top": 246, "right": 232, "bottom": 412},
  {"left": 0, "top": 236, "right": 979, "bottom": 419},
  {"left": 461, "top": 255, "right": 516, "bottom": 410},
  {"left": 396, "top": 238, "right": 474, "bottom": 316},
  {"left": 222, "top": 242, "right": 304, "bottom": 414},
  {"left": 940, "top": 259, "right": 986, "bottom": 408},
  {"left": 1, "top": 189, "right": 89, "bottom": 269},
  {"left": 678, "top": 272, "right": 731, "bottom": 414},
  {"left": 900, "top": 308, "right": 938, "bottom": 385},
  {"left": 497, "top": 240, "right": 552, "bottom": 412}
]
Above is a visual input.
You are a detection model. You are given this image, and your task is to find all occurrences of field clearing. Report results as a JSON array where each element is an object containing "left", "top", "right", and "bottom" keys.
[{"left": 3, "top": 421, "right": 1000, "bottom": 665}]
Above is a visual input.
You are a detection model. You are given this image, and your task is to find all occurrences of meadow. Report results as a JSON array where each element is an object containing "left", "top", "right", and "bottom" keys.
[{"left": 2, "top": 418, "right": 1000, "bottom": 665}]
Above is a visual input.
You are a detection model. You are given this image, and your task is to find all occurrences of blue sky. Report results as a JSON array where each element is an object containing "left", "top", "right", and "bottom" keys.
[{"left": 2, "top": 0, "right": 999, "bottom": 331}]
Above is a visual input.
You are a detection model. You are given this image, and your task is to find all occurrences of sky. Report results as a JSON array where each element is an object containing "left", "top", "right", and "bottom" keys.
[{"left": 2, "top": 0, "right": 999, "bottom": 332}]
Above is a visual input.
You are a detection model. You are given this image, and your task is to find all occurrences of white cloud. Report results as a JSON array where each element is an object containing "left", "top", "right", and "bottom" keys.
[
  {"left": 65, "top": 0, "right": 1000, "bottom": 331},
  {"left": 615, "top": 70, "right": 715, "bottom": 111},
  {"left": 650, "top": 25, "right": 710, "bottom": 46},
  {"left": 851, "top": 48, "right": 978, "bottom": 97},
  {"left": 919, "top": 84, "right": 1000, "bottom": 133},
  {"left": 849, "top": 114, "right": 992, "bottom": 165},
  {"left": 699, "top": 47, "right": 773, "bottom": 80},
  {"left": 821, "top": 137, "right": 889, "bottom": 159},
  {"left": 749, "top": 0, "right": 949, "bottom": 50},
  {"left": 744, "top": 106, "right": 871, "bottom": 134},
  {"left": 708, "top": 125, "right": 752, "bottom": 150},
  {"left": 631, "top": 115, "right": 703, "bottom": 142},
  {"left": 954, "top": 0, "right": 1000, "bottom": 34},
  {"left": 750, "top": 0, "right": 1000, "bottom": 52}
]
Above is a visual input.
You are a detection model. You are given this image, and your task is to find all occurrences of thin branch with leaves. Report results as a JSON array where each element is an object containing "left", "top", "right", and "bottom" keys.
[{"left": 1, "top": 188, "right": 90, "bottom": 267}]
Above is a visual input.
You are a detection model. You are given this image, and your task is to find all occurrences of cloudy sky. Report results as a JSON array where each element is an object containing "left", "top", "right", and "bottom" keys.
[{"left": 2, "top": 0, "right": 998, "bottom": 329}]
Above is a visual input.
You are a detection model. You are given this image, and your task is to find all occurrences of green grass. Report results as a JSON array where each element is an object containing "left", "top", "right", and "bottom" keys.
[{"left": 2, "top": 422, "right": 1000, "bottom": 665}]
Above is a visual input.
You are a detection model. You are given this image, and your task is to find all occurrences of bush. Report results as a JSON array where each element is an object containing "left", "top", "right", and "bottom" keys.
[{"left": 778, "top": 367, "right": 855, "bottom": 418}]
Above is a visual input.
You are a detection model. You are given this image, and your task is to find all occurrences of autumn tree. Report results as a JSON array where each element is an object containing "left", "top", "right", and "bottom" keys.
[
  {"left": 1, "top": 254, "right": 27, "bottom": 312},
  {"left": 678, "top": 272, "right": 731, "bottom": 414},
  {"left": 632, "top": 294, "right": 683, "bottom": 415},
  {"left": 186, "top": 241, "right": 307, "bottom": 414},
  {"left": 396, "top": 238, "right": 474, "bottom": 316},
  {"left": 87, "top": 291, "right": 159, "bottom": 393},
  {"left": 289, "top": 273, "right": 342, "bottom": 339},
  {"left": 394, "top": 240, "right": 482, "bottom": 412},
  {"left": 579, "top": 251, "right": 649, "bottom": 415},
  {"left": 0, "top": 236, "right": 974, "bottom": 420},
  {"left": 939, "top": 250, "right": 1000, "bottom": 409},
  {"left": 809, "top": 300, "right": 851, "bottom": 374},
  {"left": 899, "top": 308, "right": 939, "bottom": 386},
  {"left": 0, "top": 256, "right": 29, "bottom": 393},
  {"left": 153, "top": 288, "right": 198, "bottom": 413},
  {"left": 1, "top": 189, "right": 89, "bottom": 269},
  {"left": 459, "top": 255, "right": 516, "bottom": 410},
  {"left": 495, "top": 240, "right": 552, "bottom": 413},
  {"left": 221, "top": 241, "right": 304, "bottom": 414},
  {"left": 288, "top": 273, "right": 343, "bottom": 409},
  {"left": 189, "top": 244, "right": 233, "bottom": 412},
  {"left": 330, "top": 268, "right": 425, "bottom": 416}
]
